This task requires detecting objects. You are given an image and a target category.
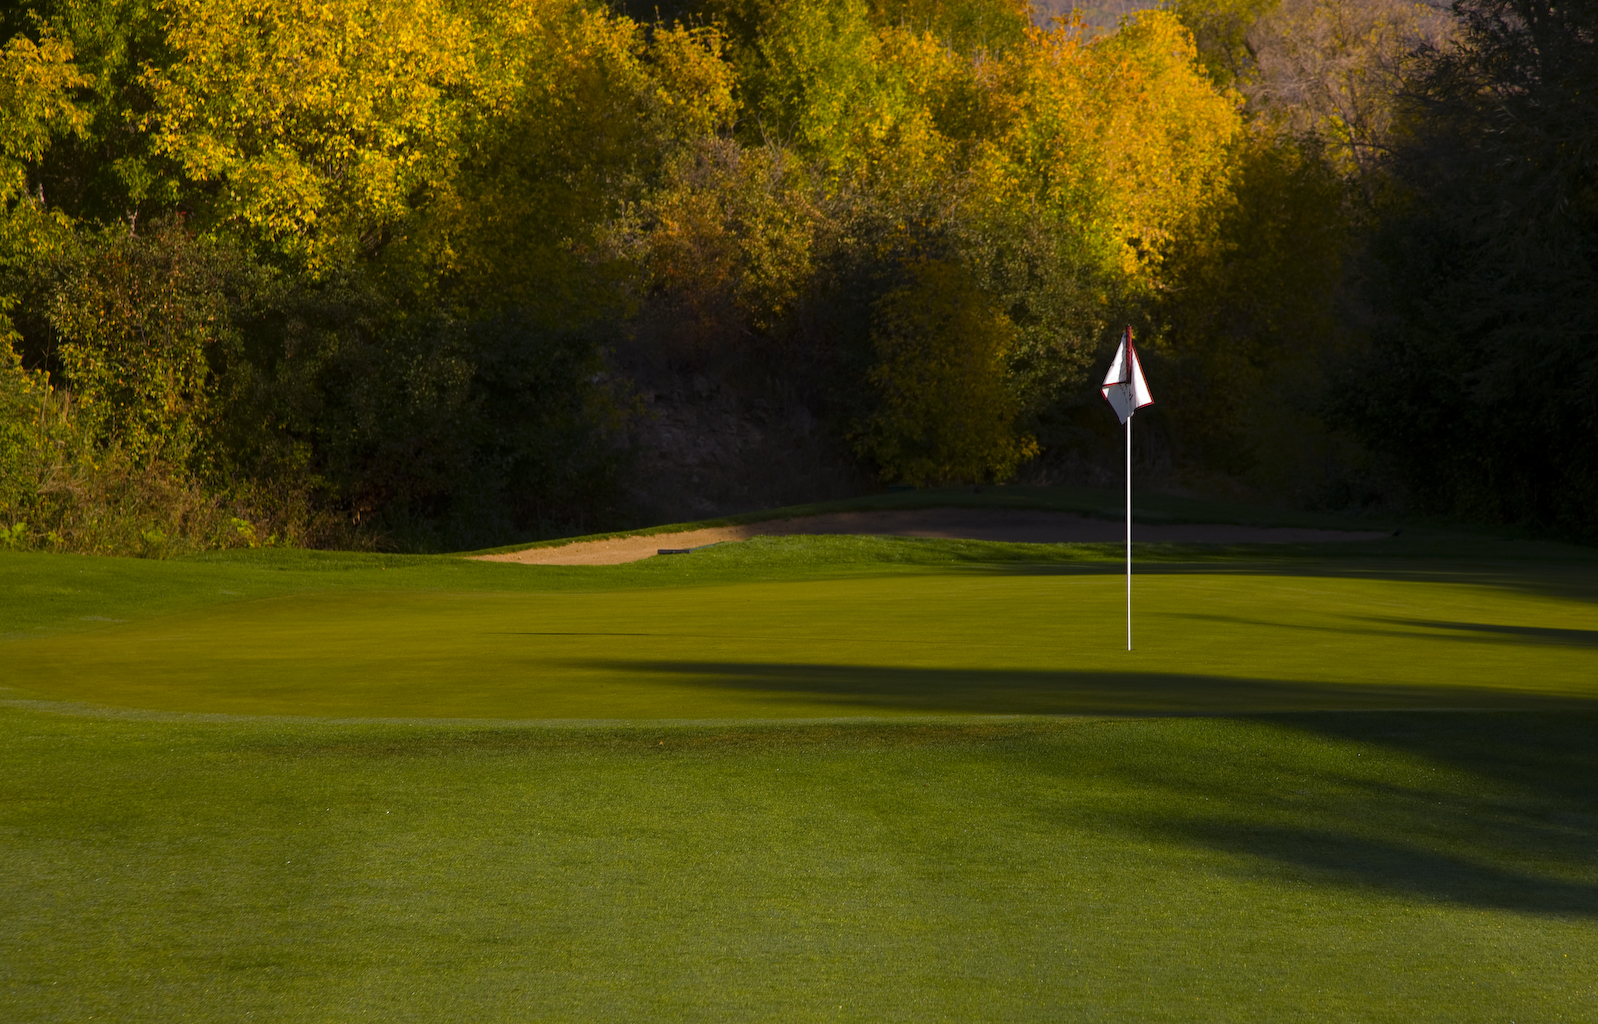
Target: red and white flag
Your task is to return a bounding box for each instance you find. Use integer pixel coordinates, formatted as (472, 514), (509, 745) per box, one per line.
(1101, 327), (1153, 424)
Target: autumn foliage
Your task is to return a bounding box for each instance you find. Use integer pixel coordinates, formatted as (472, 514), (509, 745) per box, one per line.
(4, 0), (1581, 549)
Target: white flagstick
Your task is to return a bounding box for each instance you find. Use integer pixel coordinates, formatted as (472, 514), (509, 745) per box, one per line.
(1100, 325), (1151, 654)
(1126, 409), (1132, 652)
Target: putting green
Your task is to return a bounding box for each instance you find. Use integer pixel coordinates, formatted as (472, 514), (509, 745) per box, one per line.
(5, 558), (1595, 718)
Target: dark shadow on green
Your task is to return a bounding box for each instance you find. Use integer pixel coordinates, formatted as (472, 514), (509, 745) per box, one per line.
(1171, 711), (1598, 917)
(1259, 709), (1598, 881)
(567, 658), (1598, 914)
(1155, 818), (1598, 916)
(1370, 618), (1598, 647)
(562, 659), (1598, 714)
(926, 553), (1598, 606)
(937, 709), (1598, 918)
(1173, 611), (1598, 648)
(645, 547), (1598, 607)
(1276, 711), (1598, 822)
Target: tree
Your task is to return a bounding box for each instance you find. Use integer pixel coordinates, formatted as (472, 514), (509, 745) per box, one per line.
(44, 218), (258, 468)
(1339, 0), (1598, 535)
(1168, 0), (1452, 179)
(0, 0), (1272, 549)
(1147, 131), (1354, 497)
(855, 258), (1037, 484)
(0, 26), (86, 338)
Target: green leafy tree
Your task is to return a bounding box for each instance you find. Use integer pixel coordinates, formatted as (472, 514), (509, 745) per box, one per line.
(45, 219), (259, 468)
(0, 26), (86, 335)
(434, 15), (739, 319)
(855, 258), (1037, 484)
(0, 0), (1288, 551)
(1148, 131), (1355, 498)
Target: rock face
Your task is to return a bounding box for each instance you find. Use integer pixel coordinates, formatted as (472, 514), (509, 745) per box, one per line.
(622, 370), (873, 524)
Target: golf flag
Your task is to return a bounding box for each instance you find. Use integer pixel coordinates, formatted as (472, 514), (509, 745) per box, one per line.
(1101, 327), (1153, 424)
(1103, 326), (1151, 652)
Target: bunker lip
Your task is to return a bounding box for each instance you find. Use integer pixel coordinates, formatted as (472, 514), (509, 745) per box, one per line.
(474, 508), (1393, 566)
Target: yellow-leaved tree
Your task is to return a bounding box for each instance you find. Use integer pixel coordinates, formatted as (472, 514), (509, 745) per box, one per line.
(435, 15), (739, 318)
(142, 0), (480, 276)
(966, 10), (1242, 285)
(839, 10), (1243, 478)
(0, 28), (86, 322)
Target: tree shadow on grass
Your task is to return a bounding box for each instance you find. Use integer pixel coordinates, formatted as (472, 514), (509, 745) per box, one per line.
(1150, 816), (1598, 916)
(1141, 711), (1598, 917)
(945, 555), (1598, 606)
(568, 657), (1598, 916)
(1288, 711), (1598, 805)
(563, 659), (1598, 715)
(1371, 618), (1598, 647)
(1171, 612), (1598, 648)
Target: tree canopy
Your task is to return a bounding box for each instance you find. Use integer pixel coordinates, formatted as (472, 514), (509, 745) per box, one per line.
(2, 0), (1591, 550)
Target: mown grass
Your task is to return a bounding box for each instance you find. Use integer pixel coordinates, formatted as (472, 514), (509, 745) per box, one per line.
(3, 710), (1594, 1022)
(2, 503), (1596, 1021)
(4, 532), (1597, 719)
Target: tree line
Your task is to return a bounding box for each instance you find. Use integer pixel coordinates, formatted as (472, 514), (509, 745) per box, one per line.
(0, 0), (1592, 553)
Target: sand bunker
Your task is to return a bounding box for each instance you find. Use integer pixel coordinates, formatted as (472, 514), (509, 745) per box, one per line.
(474, 507), (1391, 566)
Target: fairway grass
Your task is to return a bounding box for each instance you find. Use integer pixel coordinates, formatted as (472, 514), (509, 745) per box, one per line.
(3, 525), (1597, 1020)
(3, 709), (1594, 1022)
